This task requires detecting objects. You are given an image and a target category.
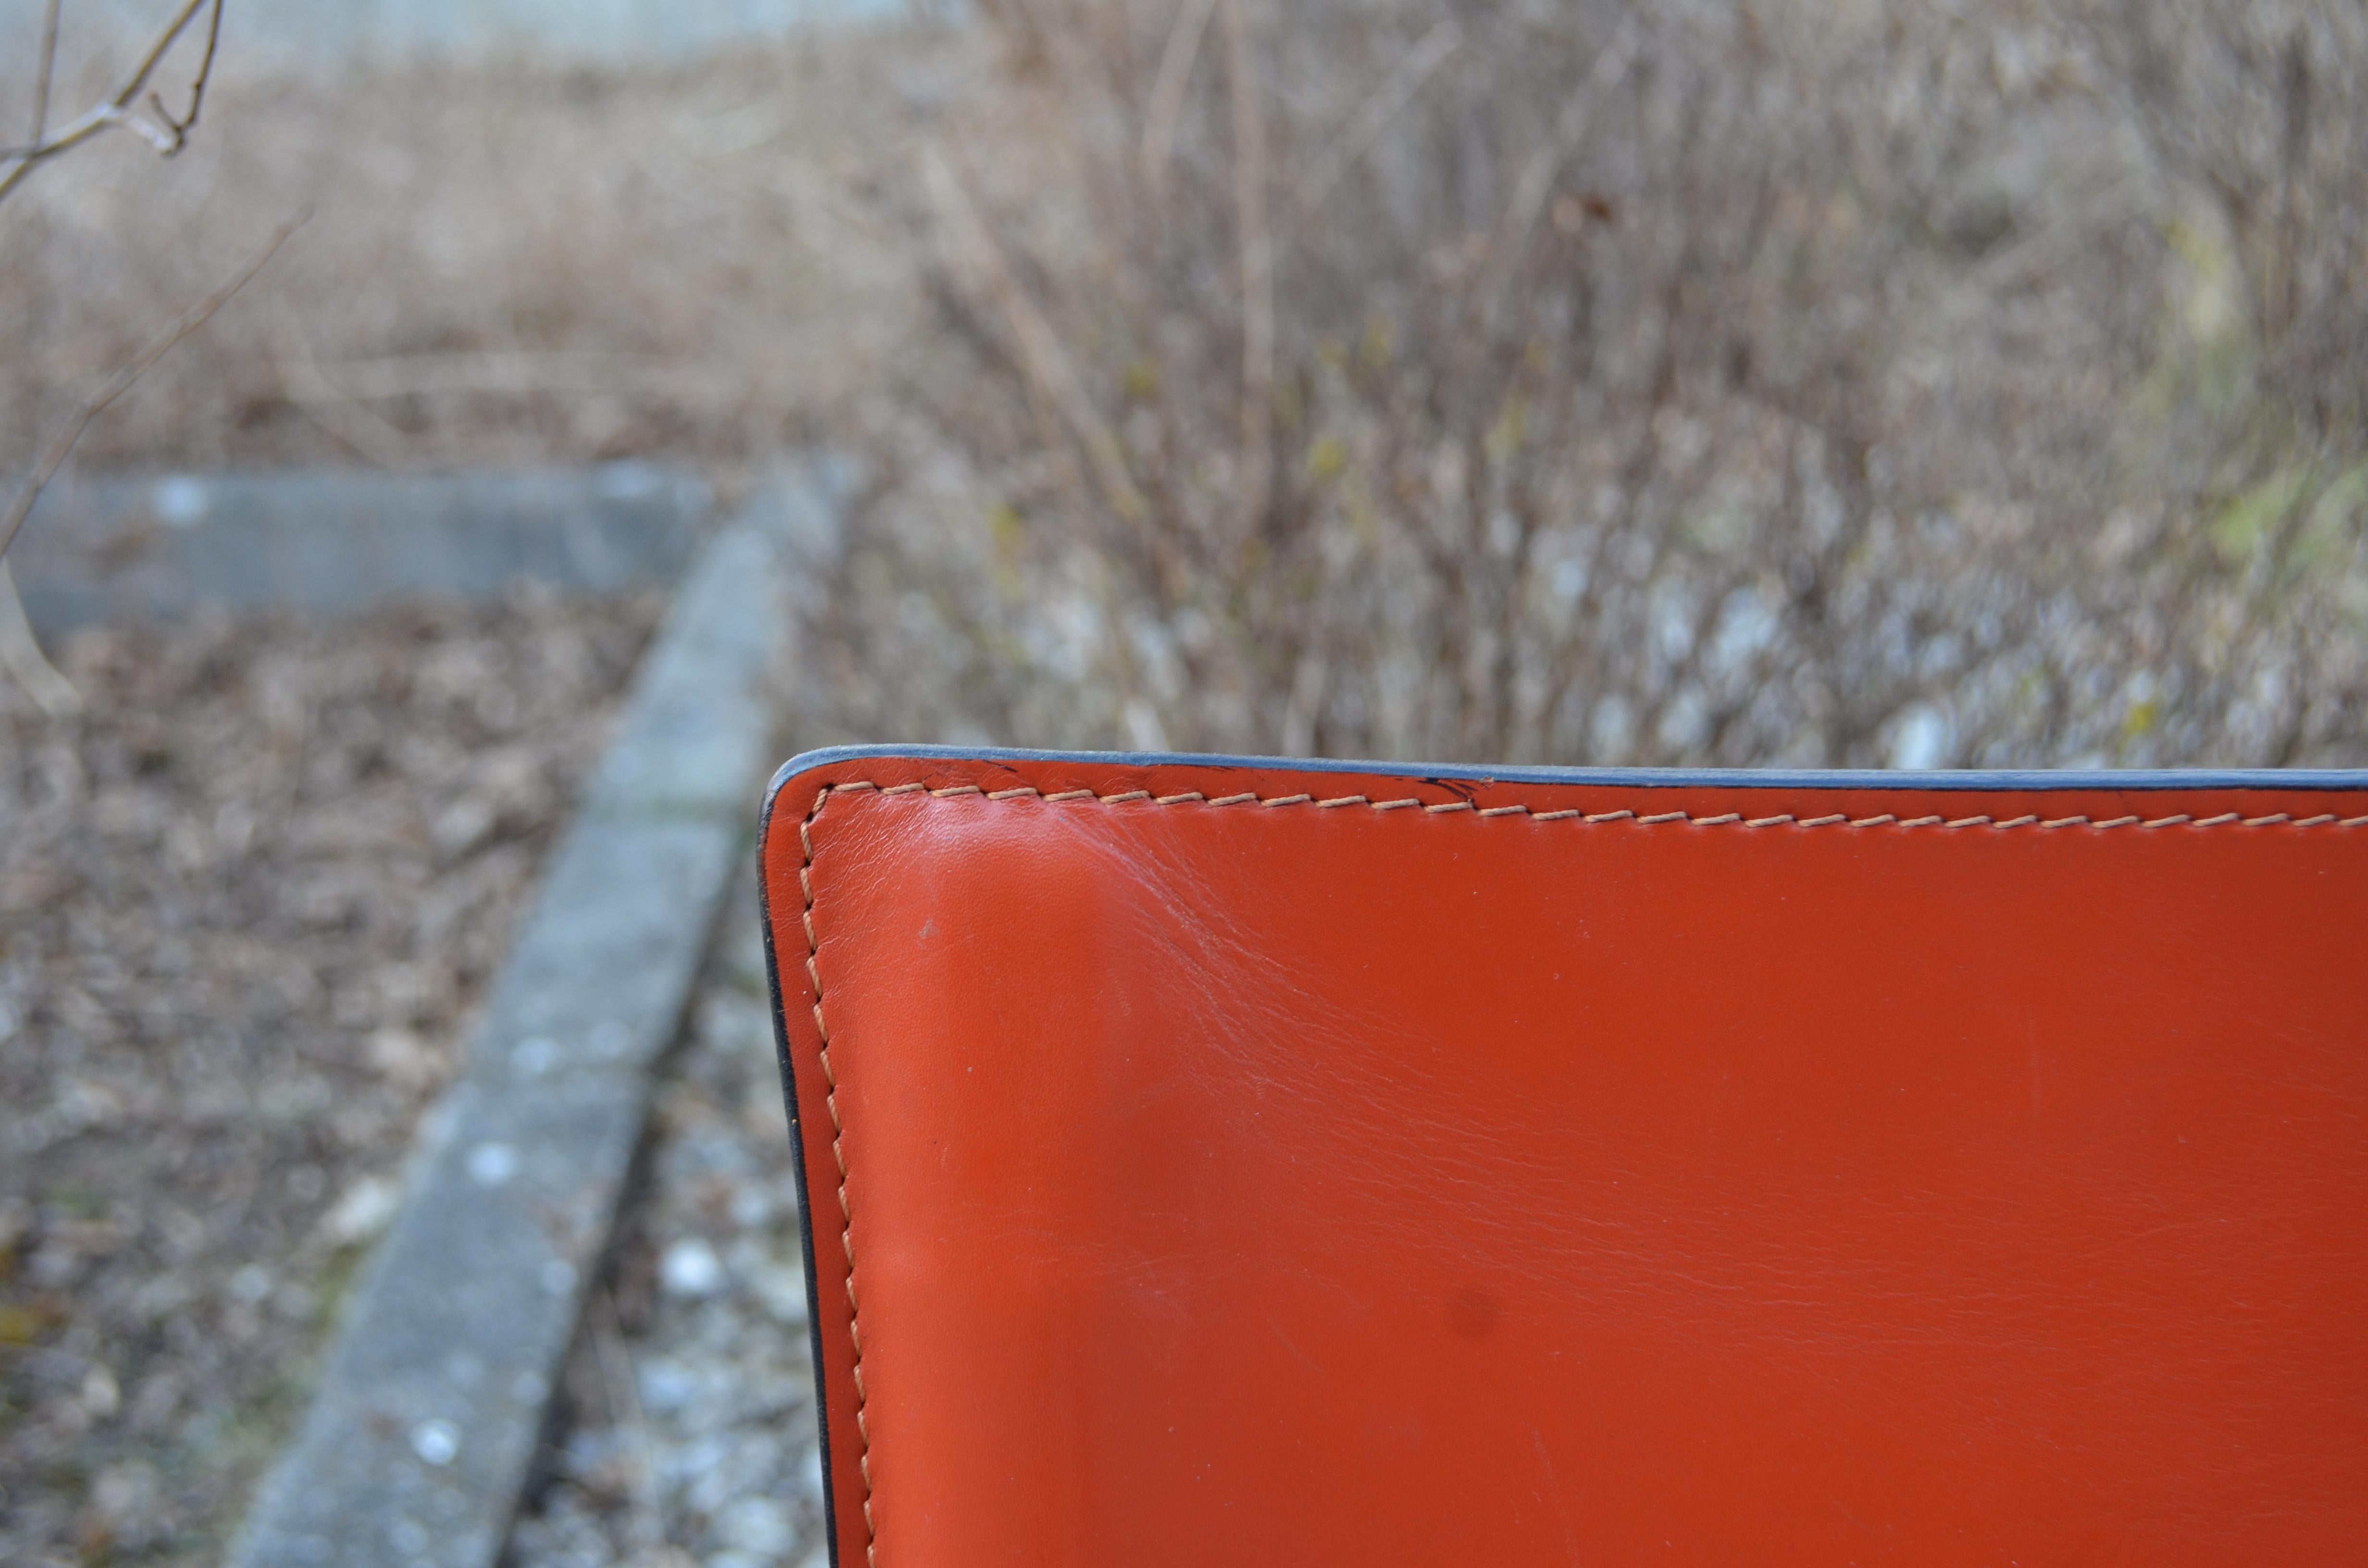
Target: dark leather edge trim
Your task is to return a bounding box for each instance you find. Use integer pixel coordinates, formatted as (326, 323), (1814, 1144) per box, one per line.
(766, 744), (2368, 807)
(753, 774), (842, 1568)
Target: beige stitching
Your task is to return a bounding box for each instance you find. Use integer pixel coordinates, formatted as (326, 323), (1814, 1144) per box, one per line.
(801, 785), (876, 1568)
(826, 777), (2366, 833)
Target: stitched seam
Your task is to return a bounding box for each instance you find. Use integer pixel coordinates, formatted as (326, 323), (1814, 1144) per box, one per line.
(796, 774), (2361, 1560)
(800, 785), (876, 1568)
(816, 782), (2366, 830)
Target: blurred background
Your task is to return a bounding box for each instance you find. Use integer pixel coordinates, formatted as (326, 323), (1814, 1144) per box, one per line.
(2, 0), (2364, 1563)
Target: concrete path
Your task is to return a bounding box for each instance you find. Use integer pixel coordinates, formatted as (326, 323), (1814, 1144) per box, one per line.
(224, 469), (838, 1568)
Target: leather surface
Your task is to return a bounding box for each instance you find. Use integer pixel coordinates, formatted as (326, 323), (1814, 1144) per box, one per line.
(758, 753), (2368, 1566)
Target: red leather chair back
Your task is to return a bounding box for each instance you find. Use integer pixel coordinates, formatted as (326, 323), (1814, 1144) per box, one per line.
(762, 750), (2368, 1566)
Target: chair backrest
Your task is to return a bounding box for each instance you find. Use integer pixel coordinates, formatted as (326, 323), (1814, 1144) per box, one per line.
(762, 748), (2368, 1567)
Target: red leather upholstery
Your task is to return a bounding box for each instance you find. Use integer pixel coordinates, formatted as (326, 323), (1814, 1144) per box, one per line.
(759, 753), (2368, 1566)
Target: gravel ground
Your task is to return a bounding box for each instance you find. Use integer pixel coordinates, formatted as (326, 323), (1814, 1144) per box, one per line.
(508, 866), (826, 1568)
(0, 588), (663, 1565)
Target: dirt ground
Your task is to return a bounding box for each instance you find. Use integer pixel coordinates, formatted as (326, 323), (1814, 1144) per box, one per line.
(0, 589), (662, 1565)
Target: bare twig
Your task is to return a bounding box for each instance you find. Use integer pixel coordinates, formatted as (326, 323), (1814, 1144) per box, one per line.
(0, 213), (303, 564)
(920, 141), (1147, 522)
(589, 1288), (666, 1556)
(1287, 16), (1460, 229)
(0, 559), (80, 717)
(1220, 0), (1272, 535)
(30, 0), (63, 141)
(291, 349), (749, 402)
(1141, 0), (1217, 202)
(276, 339), (422, 470)
(151, 0), (224, 143)
(0, 0), (224, 207)
(1477, 8), (1643, 336)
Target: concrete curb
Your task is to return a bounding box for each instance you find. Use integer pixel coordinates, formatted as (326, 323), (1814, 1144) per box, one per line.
(224, 466), (843, 1568)
(11, 465), (712, 635)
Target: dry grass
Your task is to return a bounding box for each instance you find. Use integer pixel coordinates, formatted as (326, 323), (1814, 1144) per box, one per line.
(12, 8), (2360, 768)
(819, 0), (2368, 769)
(0, 22), (972, 478)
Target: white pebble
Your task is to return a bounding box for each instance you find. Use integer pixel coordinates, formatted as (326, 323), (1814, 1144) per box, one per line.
(410, 1419), (459, 1466)
(659, 1237), (725, 1298)
(467, 1141), (519, 1186)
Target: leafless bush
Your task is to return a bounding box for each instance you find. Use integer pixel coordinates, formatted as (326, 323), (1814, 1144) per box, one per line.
(0, 0), (291, 717)
(821, 0), (2368, 769)
(2089, 0), (2368, 445)
(0, 0), (223, 209)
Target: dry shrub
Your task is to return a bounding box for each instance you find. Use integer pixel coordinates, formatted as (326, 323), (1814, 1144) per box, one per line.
(821, 0), (2368, 768)
(0, 31), (954, 478)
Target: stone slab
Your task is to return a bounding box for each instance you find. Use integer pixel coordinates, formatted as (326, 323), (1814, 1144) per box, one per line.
(224, 466), (832, 1568)
(11, 465), (711, 634)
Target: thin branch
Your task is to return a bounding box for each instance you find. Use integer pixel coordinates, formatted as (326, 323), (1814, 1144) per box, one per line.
(919, 140), (1147, 524)
(276, 336), (421, 470)
(0, 0), (222, 207)
(588, 1289), (666, 1557)
(1221, 0), (1272, 536)
(0, 212), (304, 564)
(31, 0), (62, 142)
(1288, 16), (1460, 229)
(1477, 8), (1643, 338)
(0, 559), (80, 717)
(152, 0), (224, 141)
(1141, 0), (1217, 203)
